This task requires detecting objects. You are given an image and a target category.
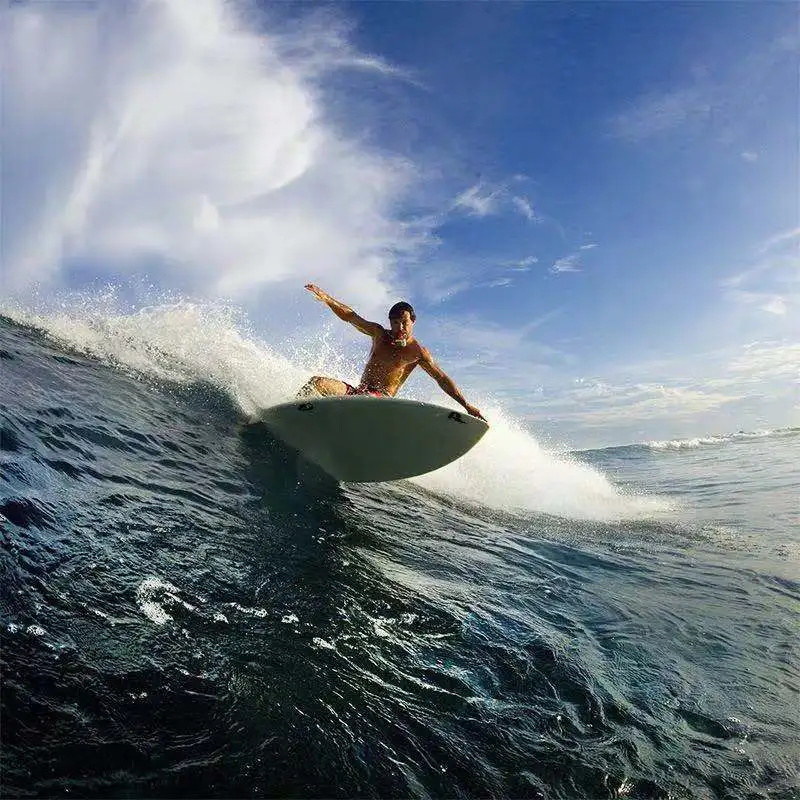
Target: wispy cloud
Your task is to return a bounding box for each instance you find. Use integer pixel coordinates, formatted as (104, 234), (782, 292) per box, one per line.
(727, 340), (800, 378)
(451, 181), (540, 224)
(550, 253), (581, 274)
(508, 255), (539, 271)
(538, 383), (741, 425)
(416, 310), (569, 406)
(758, 226), (800, 255)
(740, 150), (759, 162)
(453, 184), (501, 217)
(609, 32), (799, 144)
(414, 249), (543, 303)
(721, 228), (800, 302)
(511, 194), (539, 222)
(517, 339), (800, 446)
(550, 242), (601, 274)
(720, 274), (745, 289)
(430, 311), (563, 359)
(413, 260), (476, 304)
(610, 87), (714, 141)
(728, 290), (793, 317)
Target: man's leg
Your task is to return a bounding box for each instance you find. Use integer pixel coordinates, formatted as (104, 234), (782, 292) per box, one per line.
(296, 376), (350, 398)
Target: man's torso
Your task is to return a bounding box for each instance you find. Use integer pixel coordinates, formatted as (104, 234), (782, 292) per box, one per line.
(358, 330), (422, 396)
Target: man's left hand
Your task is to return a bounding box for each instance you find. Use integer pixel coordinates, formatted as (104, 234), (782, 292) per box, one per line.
(465, 404), (486, 422)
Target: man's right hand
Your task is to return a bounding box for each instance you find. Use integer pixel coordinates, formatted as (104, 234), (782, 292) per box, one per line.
(305, 284), (330, 303)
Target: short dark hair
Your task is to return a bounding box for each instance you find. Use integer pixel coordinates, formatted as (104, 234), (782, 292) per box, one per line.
(388, 301), (416, 321)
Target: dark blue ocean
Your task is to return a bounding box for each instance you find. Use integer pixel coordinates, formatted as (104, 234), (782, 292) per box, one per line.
(2, 311), (798, 799)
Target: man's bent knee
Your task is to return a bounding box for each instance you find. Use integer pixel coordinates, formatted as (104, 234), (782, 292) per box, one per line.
(297, 376), (323, 397)
(296, 375), (346, 398)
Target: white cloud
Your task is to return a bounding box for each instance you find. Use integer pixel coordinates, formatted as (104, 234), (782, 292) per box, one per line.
(450, 182), (542, 225)
(721, 228), (800, 293)
(727, 341), (800, 378)
(507, 255), (539, 271)
(724, 289), (797, 322)
(758, 227), (800, 255)
(610, 87), (713, 141)
(761, 297), (787, 315)
(511, 195), (538, 222)
(579, 243), (598, 251)
(452, 183), (500, 217)
(550, 253), (581, 274)
(506, 339), (800, 448)
(1, 0), (428, 312)
(740, 150), (759, 162)
(539, 384), (741, 425)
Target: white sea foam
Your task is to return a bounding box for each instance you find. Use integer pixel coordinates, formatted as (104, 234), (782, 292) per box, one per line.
(136, 577), (179, 626)
(412, 405), (668, 521)
(135, 576), (198, 626)
(4, 297), (668, 522)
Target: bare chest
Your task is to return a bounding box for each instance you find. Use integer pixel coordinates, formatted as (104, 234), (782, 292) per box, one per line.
(369, 337), (421, 367)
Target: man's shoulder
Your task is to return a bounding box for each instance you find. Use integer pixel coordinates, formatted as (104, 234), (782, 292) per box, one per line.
(413, 340), (431, 359)
(368, 325), (388, 339)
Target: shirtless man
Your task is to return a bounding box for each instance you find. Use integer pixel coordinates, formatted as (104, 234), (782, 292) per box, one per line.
(298, 284), (486, 421)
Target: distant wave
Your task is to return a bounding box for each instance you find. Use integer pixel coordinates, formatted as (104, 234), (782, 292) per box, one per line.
(644, 428), (798, 451)
(577, 427), (799, 458)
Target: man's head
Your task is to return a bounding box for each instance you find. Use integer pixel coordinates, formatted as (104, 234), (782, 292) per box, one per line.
(388, 301), (415, 345)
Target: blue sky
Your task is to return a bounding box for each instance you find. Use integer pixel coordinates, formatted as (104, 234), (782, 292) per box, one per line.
(334, 1), (798, 342)
(325, 0), (800, 444)
(2, 0), (798, 447)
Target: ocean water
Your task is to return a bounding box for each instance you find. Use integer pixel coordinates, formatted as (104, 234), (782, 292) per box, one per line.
(2, 310), (798, 800)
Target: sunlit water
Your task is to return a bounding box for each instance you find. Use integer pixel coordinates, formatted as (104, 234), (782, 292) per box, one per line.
(2, 314), (798, 799)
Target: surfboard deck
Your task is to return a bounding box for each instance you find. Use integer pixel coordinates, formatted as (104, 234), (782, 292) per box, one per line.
(258, 395), (488, 483)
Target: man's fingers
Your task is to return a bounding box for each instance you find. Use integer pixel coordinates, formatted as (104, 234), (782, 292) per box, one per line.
(468, 406), (487, 422)
(305, 284), (325, 300)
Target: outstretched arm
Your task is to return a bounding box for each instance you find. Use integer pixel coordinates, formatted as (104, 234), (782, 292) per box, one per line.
(305, 284), (382, 337)
(419, 347), (486, 421)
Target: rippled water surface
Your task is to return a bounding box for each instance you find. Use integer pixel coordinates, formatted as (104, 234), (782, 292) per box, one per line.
(2, 316), (799, 799)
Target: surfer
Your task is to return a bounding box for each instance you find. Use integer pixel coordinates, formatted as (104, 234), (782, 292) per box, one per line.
(298, 284), (486, 421)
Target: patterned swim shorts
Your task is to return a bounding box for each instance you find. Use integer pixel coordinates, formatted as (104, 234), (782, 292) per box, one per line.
(344, 383), (387, 398)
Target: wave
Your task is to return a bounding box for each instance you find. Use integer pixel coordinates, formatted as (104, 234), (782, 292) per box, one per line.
(581, 427), (799, 458)
(645, 428), (797, 451)
(1, 300), (668, 523)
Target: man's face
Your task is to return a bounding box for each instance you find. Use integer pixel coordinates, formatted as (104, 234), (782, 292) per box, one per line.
(389, 311), (414, 340)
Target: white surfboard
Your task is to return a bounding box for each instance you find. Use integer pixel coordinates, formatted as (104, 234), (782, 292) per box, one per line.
(258, 395), (488, 483)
